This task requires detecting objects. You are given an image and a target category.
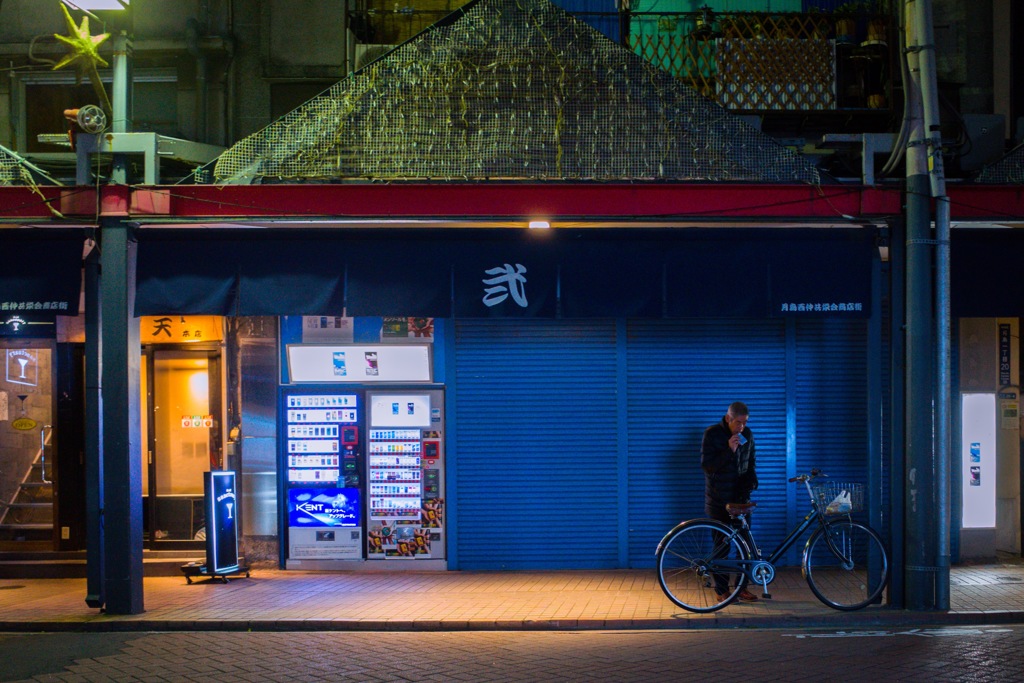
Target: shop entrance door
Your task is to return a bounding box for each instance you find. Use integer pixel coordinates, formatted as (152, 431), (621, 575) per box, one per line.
(141, 348), (222, 549)
(0, 344), (55, 547)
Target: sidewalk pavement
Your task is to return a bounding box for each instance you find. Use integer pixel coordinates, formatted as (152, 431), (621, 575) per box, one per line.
(1, 560), (1023, 633)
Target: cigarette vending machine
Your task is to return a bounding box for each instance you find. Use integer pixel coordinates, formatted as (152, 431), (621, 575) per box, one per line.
(365, 390), (445, 560)
(280, 389), (364, 561)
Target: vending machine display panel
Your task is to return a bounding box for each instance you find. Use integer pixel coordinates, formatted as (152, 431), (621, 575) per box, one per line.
(289, 488), (361, 528)
(281, 390), (364, 563)
(365, 390), (445, 561)
(283, 393), (358, 485)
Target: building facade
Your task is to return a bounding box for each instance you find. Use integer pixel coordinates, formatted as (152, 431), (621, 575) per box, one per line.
(1, 0), (1022, 613)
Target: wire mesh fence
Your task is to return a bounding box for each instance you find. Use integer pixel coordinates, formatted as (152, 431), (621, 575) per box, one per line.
(0, 147), (34, 186)
(216, 0), (821, 184)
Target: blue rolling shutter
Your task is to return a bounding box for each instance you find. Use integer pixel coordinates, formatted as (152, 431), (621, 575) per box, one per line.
(794, 319), (869, 490)
(793, 318), (876, 564)
(626, 320), (789, 568)
(453, 319), (619, 569)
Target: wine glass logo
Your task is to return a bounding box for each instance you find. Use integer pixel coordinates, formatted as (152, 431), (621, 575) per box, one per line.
(6, 350), (37, 386)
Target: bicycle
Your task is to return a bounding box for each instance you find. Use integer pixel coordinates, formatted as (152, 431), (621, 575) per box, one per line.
(655, 469), (889, 612)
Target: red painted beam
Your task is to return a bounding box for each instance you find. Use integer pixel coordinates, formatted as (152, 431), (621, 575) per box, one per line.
(947, 185), (1024, 222)
(0, 187), (67, 219)
(5, 184), (1022, 223)
(126, 183), (904, 221)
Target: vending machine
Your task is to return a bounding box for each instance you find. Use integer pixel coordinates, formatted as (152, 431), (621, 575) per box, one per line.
(365, 389), (445, 561)
(280, 390), (364, 562)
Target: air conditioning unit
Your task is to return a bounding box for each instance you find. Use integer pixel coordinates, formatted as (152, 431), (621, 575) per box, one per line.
(354, 44), (394, 71)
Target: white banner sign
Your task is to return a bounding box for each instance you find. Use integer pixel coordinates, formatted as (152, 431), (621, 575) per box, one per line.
(287, 344), (432, 383)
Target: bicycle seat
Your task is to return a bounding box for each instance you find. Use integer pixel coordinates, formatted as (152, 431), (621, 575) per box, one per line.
(725, 502), (757, 517)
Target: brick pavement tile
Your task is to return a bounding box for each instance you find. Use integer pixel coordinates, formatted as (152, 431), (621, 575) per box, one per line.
(2, 561), (1024, 632)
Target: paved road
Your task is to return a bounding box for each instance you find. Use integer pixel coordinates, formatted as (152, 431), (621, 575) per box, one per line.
(2, 624), (1023, 682)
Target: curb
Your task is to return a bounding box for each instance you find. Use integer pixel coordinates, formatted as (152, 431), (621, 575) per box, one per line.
(2, 610), (1022, 633)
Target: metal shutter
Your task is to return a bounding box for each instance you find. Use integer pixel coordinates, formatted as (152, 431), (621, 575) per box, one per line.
(793, 318), (871, 563)
(453, 319), (619, 569)
(626, 320), (789, 567)
(795, 319), (869, 484)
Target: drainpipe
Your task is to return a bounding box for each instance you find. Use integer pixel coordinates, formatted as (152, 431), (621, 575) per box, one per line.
(110, 29), (132, 184)
(912, 0), (952, 611)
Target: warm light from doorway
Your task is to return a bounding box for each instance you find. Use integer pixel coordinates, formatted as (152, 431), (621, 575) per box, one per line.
(188, 371), (209, 402)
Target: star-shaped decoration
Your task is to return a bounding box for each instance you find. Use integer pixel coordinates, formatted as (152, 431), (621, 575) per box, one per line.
(53, 3), (110, 78)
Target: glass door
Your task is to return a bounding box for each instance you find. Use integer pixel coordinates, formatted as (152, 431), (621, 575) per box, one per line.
(141, 348), (222, 548)
(0, 344), (55, 547)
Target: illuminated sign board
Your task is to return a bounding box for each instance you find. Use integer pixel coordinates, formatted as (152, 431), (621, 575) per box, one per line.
(286, 344), (432, 383)
(204, 471), (240, 575)
(6, 349), (37, 386)
(140, 316), (224, 344)
(288, 488), (361, 528)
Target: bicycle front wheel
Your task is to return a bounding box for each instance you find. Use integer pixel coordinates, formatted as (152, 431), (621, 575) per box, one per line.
(656, 520), (749, 613)
(803, 520), (889, 610)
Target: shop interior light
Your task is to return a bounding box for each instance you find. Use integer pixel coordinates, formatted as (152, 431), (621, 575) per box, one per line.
(528, 220), (551, 229)
(62, 1), (129, 10)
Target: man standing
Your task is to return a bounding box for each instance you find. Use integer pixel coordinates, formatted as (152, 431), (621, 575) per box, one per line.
(701, 401), (759, 602)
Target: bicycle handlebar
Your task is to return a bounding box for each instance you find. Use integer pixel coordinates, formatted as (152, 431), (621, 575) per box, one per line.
(788, 468), (826, 483)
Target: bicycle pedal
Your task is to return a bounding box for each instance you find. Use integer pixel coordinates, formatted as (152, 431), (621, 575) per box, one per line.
(762, 592), (772, 599)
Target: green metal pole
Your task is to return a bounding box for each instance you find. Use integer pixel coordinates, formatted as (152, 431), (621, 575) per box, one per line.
(83, 242), (104, 609)
(99, 217), (143, 615)
(905, 173), (937, 610)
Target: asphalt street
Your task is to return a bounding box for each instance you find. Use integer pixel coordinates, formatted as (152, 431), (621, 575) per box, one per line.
(2, 624), (1022, 682)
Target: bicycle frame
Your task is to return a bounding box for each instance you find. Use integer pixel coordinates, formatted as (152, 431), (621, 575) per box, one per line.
(711, 507), (834, 582)
(711, 476), (860, 584)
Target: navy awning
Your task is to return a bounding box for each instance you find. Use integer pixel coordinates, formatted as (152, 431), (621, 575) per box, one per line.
(134, 227), (876, 319)
(135, 234), (345, 315)
(0, 228), (84, 316)
(952, 229), (1024, 317)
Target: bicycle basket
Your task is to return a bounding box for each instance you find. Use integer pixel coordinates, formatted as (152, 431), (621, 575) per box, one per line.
(811, 482), (864, 515)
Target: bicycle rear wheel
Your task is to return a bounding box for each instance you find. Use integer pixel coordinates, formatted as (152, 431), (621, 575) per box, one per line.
(656, 520), (749, 613)
(804, 520), (888, 610)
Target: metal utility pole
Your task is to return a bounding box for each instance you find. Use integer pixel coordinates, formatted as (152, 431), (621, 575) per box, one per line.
(903, 0), (950, 610)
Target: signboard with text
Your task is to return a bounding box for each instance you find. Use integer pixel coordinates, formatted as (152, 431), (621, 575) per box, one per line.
(141, 316), (223, 344)
(204, 471), (240, 575)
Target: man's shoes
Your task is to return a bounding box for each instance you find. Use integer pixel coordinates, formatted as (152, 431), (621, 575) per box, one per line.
(714, 588), (759, 603)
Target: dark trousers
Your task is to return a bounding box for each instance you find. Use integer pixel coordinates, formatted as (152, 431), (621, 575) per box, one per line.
(705, 499), (743, 594)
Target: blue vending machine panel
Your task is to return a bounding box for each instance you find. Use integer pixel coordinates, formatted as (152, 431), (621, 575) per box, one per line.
(281, 390), (364, 562)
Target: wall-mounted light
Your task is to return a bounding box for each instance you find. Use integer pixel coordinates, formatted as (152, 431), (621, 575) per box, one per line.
(62, 1), (129, 10)
(528, 220), (551, 230)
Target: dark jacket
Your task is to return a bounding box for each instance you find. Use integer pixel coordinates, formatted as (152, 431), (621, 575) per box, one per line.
(701, 418), (758, 506)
